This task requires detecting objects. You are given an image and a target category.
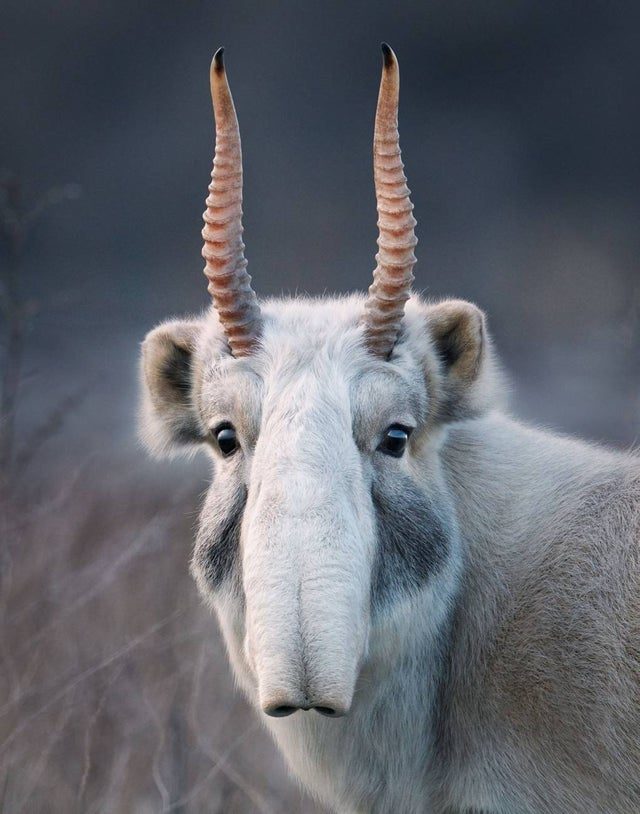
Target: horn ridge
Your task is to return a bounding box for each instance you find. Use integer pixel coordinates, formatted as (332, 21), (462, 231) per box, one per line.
(363, 43), (418, 359)
(202, 47), (262, 357)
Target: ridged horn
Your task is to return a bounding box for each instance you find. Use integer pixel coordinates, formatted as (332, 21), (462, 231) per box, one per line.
(202, 47), (262, 356)
(362, 43), (418, 359)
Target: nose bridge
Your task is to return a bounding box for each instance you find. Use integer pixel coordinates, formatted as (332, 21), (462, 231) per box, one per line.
(241, 379), (371, 716)
(248, 382), (364, 567)
(260, 374), (352, 474)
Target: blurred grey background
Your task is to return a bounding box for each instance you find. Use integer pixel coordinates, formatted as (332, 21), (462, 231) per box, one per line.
(1, 1), (639, 811)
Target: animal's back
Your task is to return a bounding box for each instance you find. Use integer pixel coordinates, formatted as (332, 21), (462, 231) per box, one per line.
(441, 418), (640, 812)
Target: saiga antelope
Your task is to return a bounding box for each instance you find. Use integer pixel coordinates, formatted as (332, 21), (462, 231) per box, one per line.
(139, 45), (640, 813)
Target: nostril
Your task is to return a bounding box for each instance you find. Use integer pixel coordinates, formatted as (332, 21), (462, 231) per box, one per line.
(313, 705), (343, 718)
(264, 704), (299, 718)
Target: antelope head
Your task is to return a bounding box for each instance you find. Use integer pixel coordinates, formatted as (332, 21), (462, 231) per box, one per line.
(140, 46), (499, 718)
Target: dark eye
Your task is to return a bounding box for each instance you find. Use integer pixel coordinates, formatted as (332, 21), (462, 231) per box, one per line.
(378, 425), (411, 458)
(212, 423), (239, 457)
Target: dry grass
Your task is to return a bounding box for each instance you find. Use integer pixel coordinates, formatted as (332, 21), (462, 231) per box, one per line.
(0, 451), (322, 813)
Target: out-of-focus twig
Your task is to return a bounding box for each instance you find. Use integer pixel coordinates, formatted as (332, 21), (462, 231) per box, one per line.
(13, 384), (91, 475)
(0, 608), (184, 761)
(86, 743), (131, 814)
(0, 173), (81, 485)
(14, 703), (73, 814)
(77, 665), (125, 811)
(9, 503), (185, 663)
(186, 643), (275, 814)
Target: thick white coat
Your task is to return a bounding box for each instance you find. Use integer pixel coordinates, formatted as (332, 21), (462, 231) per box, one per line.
(140, 294), (640, 813)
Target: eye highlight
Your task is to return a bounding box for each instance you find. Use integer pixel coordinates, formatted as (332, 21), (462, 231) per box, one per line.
(212, 422), (239, 457)
(378, 425), (412, 458)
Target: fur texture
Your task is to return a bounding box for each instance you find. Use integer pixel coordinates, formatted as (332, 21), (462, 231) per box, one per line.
(139, 293), (640, 813)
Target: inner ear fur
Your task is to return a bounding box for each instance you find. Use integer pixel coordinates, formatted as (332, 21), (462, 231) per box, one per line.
(425, 299), (499, 422)
(428, 300), (484, 383)
(139, 319), (205, 456)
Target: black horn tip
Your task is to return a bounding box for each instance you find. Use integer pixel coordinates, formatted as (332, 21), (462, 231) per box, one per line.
(381, 42), (395, 69)
(212, 46), (225, 74)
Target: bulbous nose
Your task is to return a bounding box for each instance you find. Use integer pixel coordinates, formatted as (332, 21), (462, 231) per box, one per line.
(263, 700), (347, 718)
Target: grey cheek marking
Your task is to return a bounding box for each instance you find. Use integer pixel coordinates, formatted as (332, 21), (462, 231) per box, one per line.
(371, 476), (451, 612)
(193, 485), (246, 592)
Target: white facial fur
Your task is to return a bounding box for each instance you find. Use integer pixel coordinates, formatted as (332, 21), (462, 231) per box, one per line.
(140, 294), (640, 813)
(140, 294), (494, 717)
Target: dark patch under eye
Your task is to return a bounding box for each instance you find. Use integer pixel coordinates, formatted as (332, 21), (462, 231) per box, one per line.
(193, 485), (246, 592)
(371, 476), (452, 613)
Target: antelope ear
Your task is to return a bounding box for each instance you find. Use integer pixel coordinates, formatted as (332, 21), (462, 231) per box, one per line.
(139, 319), (206, 457)
(425, 299), (500, 421)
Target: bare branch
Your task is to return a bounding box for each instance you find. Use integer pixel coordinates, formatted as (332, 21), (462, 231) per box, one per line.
(76, 665), (125, 809)
(0, 608), (185, 760)
(14, 385), (91, 475)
